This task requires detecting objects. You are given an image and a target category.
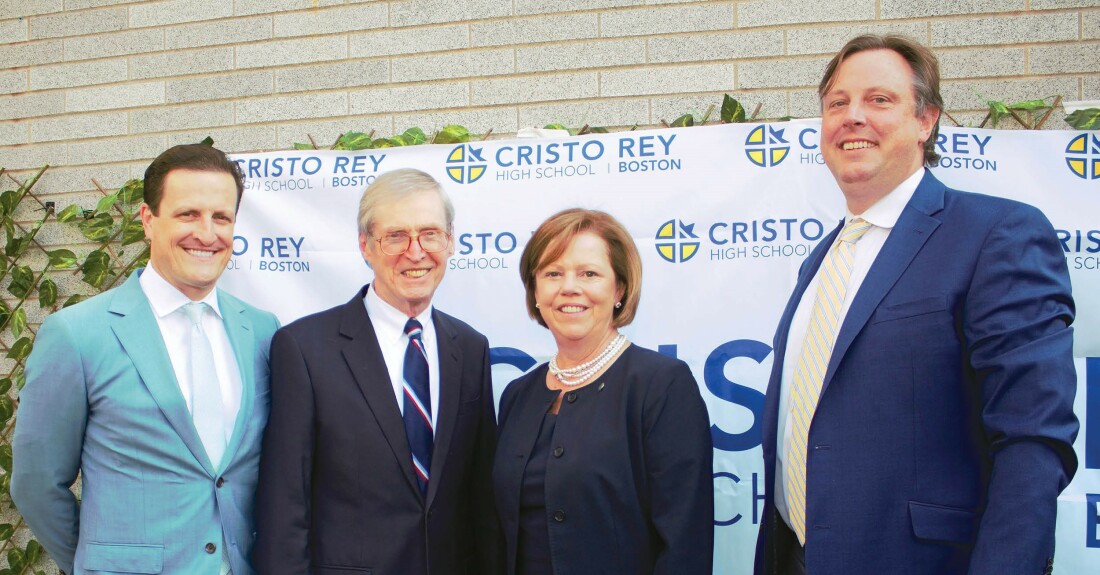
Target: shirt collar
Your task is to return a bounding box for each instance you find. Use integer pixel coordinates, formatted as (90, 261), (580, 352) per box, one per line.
(139, 264), (223, 319)
(847, 167), (925, 230)
(363, 284), (434, 343)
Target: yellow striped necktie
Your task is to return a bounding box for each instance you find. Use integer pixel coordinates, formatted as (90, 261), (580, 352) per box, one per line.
(785, 217), (872, 545)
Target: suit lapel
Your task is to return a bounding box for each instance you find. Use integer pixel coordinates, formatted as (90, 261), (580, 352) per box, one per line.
(425, 310), (461, 508)
(109, 272), (215, 475)
(339, 289), (421, 498)
(218, 290), (255, 473)
(821, 172), (945, 395)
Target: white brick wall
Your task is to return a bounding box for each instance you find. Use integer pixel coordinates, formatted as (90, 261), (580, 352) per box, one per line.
(0, 0), (1096, 200)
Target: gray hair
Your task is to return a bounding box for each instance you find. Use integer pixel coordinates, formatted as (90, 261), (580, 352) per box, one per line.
(357, 168), (456, 236)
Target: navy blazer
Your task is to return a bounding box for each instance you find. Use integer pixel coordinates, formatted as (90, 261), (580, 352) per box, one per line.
(493, 344), (714, 575)
(253, 286), (501, 575)
(755, 172), (1078, 575)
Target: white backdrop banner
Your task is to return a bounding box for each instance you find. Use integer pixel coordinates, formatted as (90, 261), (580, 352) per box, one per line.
(221, 121), (1100, 574)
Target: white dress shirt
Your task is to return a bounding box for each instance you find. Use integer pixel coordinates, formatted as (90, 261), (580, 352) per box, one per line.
(364, 286), (441, 427)
(775, 168), (926, 531)
(140, 264), (243, 445)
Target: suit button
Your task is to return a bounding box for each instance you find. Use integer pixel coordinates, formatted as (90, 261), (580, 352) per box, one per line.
(216, 477), (224, 488)
(205, 542), (217, 554)
(553, 446), (564, 457)
(553, 510), (565, 522)
(565, 392), (577, 403)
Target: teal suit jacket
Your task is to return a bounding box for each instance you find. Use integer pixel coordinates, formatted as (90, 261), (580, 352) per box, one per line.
(12, 270), (279, 575)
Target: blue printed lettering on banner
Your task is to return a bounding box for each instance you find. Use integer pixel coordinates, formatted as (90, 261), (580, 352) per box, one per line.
(652, 216), (826, 265)
(1088, 494), (1100, 548)
(701, 340), (769, 452)
(713, 471), (768, 526)
(1056, 228), (1100, 270)
(236, 156), (323, 179)
(797, 128), (824, 165)
(934, 132), (996, 171)
(450, 231), (520, 272)
(487, 140), (605, 183)
(333, 154), (386, 173)
(223, 235), (312, 274)
(700, 218), (825, 263)
(617, 134), (683, 173)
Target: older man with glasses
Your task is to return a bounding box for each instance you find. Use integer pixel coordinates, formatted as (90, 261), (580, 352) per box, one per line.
(254, 168), (501, 575)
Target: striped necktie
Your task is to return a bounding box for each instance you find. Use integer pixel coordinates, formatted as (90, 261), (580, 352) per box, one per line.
(402, 318), (433, 495)
(786, 217), (872, 545)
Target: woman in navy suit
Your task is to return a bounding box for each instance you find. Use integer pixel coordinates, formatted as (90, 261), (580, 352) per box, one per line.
(492, 208), (713, 575)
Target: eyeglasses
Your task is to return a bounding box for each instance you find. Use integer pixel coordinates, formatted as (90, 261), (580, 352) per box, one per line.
(373, 229), (452, 256)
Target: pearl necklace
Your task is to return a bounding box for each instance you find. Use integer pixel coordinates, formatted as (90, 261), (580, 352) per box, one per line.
(549, 334), (627, 386)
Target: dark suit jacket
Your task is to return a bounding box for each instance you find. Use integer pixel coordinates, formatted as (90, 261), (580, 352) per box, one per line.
(755, 172), (1078, 575)
(253, 286), (501, 575)
(493, 344), (713, 575)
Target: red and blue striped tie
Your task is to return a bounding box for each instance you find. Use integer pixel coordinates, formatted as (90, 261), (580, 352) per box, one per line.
(402, 318), (433, 495)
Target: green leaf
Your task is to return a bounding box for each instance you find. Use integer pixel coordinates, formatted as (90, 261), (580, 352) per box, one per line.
(0, 445), (12, 474)
(588, 127), (609, 134)
(117, 179), (144, 205)
(55, 204), (84, 223)
(333, 131), (375, 150)
(670, 113), (695, 128)
(721, 94), (747, 123)
(94, 191), (120, 215)
(25, 540), (41, 564)
(78, 212), (114, 241)
(1065, 108), (1100, 130)
(46, 248), (78, 268)
(121, 217), (146, 245)
(0, 396), (12, 425)
(81, 249), (112, 288)
(4, 234), (30, 258)
(7, 547), (24, 571)
(0, 524), (12, 542)
(388, 134), (413, 146)
(371, 138), (396, 149)
(987, 100), (1010, 128)
(434, 125), (471, 145)
(10, 307), (25, 338)
(0, 190), (20, 218)
(38, 278), (57, 308)
(1008, 98), (1051, 111)
(198, 136), (214, 146)
(542, 123), (573, 135)
(0, 379), (10, 395)
(401, 127), (427, 145)
(6, 337), (31, 361)
(8, 265), (34, 298)
(14, 370), (25, 391)
(292, 142), (316, 150)
(63, 294), (87, 308)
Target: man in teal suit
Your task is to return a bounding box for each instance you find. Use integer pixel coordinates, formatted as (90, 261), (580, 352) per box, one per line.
(12, 144), (279, 575)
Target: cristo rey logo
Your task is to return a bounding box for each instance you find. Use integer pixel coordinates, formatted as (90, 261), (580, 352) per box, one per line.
(655, 219), (699, 263)
(745, 125), (790, 168)
(445, 145), (487, 184)
(1065, 133), (1100, 180)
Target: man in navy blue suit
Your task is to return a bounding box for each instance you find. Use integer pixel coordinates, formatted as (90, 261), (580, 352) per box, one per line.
(755, 35), (1078, 575)
(253, 169), (500, 575)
